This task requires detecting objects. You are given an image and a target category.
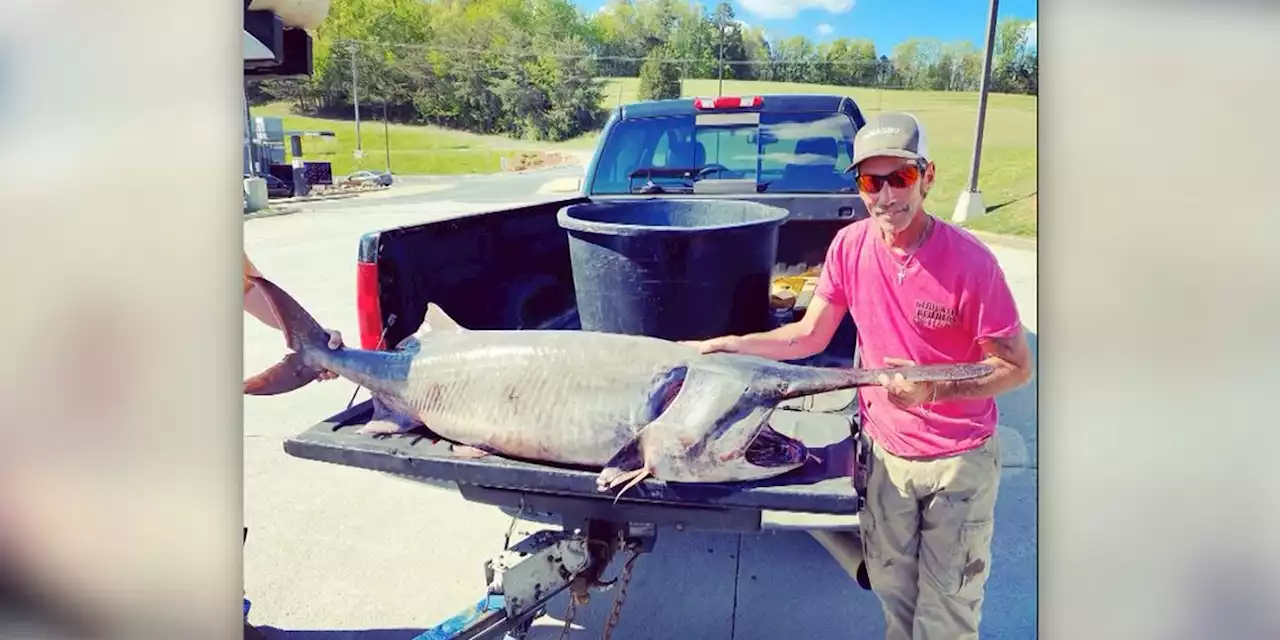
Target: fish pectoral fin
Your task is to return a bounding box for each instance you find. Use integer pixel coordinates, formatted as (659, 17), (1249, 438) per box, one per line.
(364, 397), (427, 438)
(243, 352), (324, 396)
(451, 444), (492, 459)
(596, 440), (645, 491)
(355, 420), (414, 438)
(607, 467), (654, 505)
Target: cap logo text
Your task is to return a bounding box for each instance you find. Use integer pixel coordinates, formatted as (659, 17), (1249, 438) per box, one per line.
(866, 127), (902, 137)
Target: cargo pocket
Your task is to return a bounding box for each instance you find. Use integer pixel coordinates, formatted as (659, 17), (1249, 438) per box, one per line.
(858, 508), (881, 564)
(946, 517), (995, 600)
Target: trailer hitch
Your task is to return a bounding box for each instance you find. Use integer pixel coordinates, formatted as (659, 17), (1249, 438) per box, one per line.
(415, 519), (656, 640)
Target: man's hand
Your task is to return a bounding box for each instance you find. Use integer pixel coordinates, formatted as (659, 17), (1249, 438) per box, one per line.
(680, 336), (738, 354)
(317, 329), (344, 381)
(876, 357), (936, 409)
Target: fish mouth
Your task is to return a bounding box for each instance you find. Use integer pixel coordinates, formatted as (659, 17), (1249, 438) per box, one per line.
(742, 423), (810, 468)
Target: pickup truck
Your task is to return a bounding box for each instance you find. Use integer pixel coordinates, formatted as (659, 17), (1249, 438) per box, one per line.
(280, 93), (875, 638)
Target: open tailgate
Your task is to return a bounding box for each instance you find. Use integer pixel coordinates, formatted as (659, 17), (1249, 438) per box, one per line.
(284, 398), (861, 516)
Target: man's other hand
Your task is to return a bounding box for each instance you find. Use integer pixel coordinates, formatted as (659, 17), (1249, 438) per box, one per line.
(679, 336), (737, 354)
(876, 357), (935, 409)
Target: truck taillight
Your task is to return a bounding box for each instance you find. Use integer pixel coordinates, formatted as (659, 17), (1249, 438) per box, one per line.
(694, 96), (763, 110)
(356, 261), (384, 349)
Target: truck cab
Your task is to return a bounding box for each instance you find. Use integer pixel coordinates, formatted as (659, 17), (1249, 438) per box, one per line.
(585, 93), (867, 199)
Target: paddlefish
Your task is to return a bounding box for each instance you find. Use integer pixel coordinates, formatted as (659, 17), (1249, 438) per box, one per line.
(243, 276), (994, 499)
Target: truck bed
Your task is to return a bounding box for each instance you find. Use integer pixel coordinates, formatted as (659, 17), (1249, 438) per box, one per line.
(283, 392), (861, 520)
(290, 194), (869, 530)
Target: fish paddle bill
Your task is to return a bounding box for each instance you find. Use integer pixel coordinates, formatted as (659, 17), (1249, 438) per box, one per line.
(778, 362), (996, 400)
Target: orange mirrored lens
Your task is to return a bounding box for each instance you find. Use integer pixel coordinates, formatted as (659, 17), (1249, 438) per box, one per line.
(856, 165), (921, 192)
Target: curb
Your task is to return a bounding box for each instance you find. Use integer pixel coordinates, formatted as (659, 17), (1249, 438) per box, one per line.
(536, 177), (584, 195)
(969, 230), (1037, 252)
(272, 186), (389, 204)
(243, 206), (301, 220)
(500, 156), (583, 176)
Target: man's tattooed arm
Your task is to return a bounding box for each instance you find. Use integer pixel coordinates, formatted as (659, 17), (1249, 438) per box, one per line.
(934, 328), (1034, 402)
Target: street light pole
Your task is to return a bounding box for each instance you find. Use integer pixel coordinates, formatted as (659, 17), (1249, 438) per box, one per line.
(952, 0), (1000, 223)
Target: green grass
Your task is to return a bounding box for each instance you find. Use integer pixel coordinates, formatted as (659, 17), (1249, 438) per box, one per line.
(253, 78), (1036, 237)
(251, 102), (550, 176)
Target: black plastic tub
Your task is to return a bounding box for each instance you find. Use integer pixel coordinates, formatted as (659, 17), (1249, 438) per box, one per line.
(556, 199), (790, 342)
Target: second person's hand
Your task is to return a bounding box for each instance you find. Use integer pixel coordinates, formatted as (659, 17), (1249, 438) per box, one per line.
(317, 329), (344, 381)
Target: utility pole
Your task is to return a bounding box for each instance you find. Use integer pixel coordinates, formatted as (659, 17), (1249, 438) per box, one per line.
(383, 99), (391, 174)
(953, 0), (999, 223)
(351, 41), (363, 158)
(717, 10), (726, 96)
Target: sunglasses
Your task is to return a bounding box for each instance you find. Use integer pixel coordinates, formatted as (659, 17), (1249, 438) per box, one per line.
(853, 163), (924, 193)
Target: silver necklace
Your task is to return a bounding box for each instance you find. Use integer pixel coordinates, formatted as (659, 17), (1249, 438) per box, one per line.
(893, 217), (933, 285)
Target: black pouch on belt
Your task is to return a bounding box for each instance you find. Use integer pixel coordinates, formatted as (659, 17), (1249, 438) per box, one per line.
(853, 428), (872, 499)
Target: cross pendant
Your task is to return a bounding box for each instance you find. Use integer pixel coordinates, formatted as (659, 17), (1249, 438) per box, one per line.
(896, 266), (907, 285)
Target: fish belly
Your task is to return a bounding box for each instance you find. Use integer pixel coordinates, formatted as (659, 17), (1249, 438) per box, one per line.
(398, 339), (682, 466)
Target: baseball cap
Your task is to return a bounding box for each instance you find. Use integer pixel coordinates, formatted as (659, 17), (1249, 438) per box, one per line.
(846, 112), (930, 172)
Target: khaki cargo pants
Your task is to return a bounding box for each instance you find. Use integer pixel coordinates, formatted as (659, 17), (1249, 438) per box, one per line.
(859, 432), (1002, 640)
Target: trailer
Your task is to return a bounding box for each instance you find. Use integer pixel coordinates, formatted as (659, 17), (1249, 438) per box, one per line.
(283, 388), (871, 639)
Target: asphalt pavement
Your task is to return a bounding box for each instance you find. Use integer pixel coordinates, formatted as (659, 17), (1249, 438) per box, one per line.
(242, 182), (1038, 639)
(294, 164), (586, 213)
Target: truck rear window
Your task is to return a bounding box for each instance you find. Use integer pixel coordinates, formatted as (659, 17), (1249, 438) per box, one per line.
(590, 111), (859, 195)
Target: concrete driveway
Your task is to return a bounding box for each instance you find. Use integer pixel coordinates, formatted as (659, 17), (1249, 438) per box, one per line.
(242, 199), (1038, 639)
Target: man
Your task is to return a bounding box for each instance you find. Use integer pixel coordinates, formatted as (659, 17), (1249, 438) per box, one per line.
(684, 112), (1033, 639)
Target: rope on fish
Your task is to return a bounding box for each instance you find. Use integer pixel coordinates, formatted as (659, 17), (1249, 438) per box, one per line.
(502, 497), (526, 552)
(345, 314), (396, 411)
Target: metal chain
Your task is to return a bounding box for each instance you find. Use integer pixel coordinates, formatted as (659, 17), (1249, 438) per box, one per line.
(601, 549), (641, 640)
(555, 536), (641, 640)
(557, 597), (577, 640)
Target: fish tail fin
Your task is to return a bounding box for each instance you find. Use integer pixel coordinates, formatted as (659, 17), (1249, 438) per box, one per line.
(243, 352), (325, 395)
(779, 363), (996, 400)
(247, 275), (330, 353)
(244, 275), (332, 396)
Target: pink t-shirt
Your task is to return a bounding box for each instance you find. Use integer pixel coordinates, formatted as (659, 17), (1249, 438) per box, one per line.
(813, 217), (1021, 459)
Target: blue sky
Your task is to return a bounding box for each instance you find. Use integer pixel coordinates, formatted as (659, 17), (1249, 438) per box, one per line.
(577, 0), (1038, 55)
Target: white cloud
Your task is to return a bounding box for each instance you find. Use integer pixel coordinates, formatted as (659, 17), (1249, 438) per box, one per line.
(737, 0), (855, 20)
(1025, 20), (1037, 50)
(816, 23), (834, 36)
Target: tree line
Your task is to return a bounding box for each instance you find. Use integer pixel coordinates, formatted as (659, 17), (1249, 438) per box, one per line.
(247, 0), (1038, 142)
